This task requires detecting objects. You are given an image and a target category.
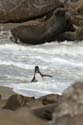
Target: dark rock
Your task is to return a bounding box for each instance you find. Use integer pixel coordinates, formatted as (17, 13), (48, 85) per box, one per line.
(32, 104), (57, 120)
(0, 0), (63, 23)
(3, 94), (35, 110)
(77, 7), (83, 15)
(0, 94), (1, 100)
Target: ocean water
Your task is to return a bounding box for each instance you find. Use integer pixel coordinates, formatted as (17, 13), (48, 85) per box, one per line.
(0, 30), (83, 97)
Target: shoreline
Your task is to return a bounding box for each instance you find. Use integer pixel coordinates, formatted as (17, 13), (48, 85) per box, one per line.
(0, 82), (82, 125)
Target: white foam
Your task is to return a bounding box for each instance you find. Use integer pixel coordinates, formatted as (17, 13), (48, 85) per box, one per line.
(14, 81), (70, 97)
(0, 40), (83, 97)
(0, 79), (72, 97)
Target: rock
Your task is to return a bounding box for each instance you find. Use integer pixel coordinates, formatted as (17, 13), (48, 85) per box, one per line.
(64, 0), (83, 12)
(0, 93), (62, 124)
(77, 7), (83, 15)
(63, 0), (83, 28)
(42, 94), (61, 105)
(11, 7), (72, 45)
(27, 94), (61, 110)
(0, 94), (1, 100)
(0, 86), (15, 99)
(63, 81), (83, 102)
(3, 94), (35, 110)
(27, 94), (61, 120)
(54, 114), (83, 125)
(0, 86), (16, 108)
(51, 82), (83, 125)
(0, 0), (63, 23)
(71, 0), (83, 15)
(0, 107), (48, 125)
(71, 15), (83, 26)
(32, 104), (56, 120)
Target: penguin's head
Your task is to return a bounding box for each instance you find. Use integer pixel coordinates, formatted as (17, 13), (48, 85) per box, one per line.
(35, 66), (40, 73)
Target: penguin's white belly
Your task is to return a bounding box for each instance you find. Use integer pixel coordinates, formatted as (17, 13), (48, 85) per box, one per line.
(35, 73), (44, 81)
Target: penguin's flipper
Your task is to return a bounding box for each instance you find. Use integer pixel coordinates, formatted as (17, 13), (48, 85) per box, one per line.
(42, 74), (53, 78)
(31, 76), (38, 82)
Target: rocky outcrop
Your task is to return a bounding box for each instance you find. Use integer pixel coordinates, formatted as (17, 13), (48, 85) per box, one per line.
(0, 0), (63, 23)
(0, 82), (83, 125)
(0, 107), (48, 125)
(3, 94), (35, 110)
(71, 15), (83, 27)
(32, 104), (56, 120)
(28, 94), (61, 120)
(42, 94), (61, 105)
(51, 82), (83, 125)
(64, 0), (83, 26)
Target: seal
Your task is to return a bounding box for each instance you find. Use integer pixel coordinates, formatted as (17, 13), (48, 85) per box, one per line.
(57, 26), (83, 41)
(11, 7), (67, 45)
(31, 66), (52, 82)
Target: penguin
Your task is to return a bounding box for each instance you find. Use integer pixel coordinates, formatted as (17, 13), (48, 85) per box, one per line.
(31, 66), (52, 82)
